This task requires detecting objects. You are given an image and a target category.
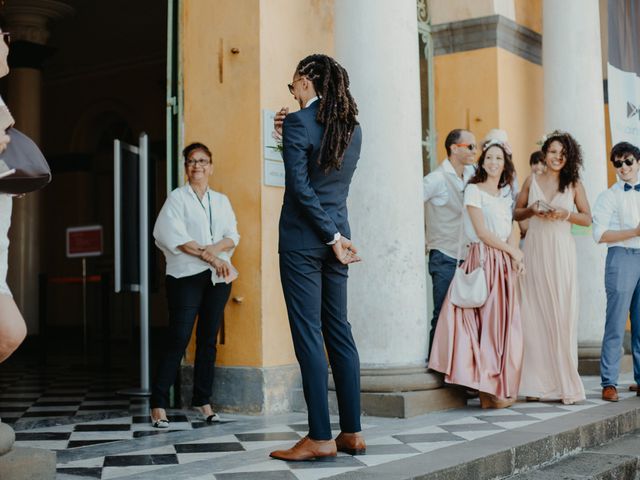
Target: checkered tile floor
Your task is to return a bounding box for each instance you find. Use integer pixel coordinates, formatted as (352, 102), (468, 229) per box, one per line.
(0, 363), (141, 426)
(2, 362), (637, 479)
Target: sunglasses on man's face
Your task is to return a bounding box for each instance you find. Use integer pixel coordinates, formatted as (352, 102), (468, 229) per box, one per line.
(612, 157), (636, 169)
(287, 77), (305, 94)
(1, 33), (10, 46)
(454, 143), (477, 152)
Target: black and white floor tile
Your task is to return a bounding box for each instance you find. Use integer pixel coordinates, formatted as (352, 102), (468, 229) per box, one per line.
(1, 362), (637, 479)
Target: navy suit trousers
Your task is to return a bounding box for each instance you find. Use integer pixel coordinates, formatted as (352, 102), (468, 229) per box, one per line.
(279, 247), (361, 440)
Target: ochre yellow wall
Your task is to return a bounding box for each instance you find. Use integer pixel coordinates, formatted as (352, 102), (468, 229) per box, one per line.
(181, 0), (334, 369)
(496, 48), (544, 184)
(434, 46), (543, 196)
(434, 48), (500, 161)
(182, 0), (262, 367)
(258, 0), (335, 367)
(514, 0), (542, 33)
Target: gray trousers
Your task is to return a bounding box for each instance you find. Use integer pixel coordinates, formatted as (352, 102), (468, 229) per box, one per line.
(601, 247), (640, 387)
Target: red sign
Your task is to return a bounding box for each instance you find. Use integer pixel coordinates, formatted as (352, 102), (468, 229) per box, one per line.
(66, 225), (103, 258)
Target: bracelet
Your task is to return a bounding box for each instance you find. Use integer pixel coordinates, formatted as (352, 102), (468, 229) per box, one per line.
(564, 211), (571, 221)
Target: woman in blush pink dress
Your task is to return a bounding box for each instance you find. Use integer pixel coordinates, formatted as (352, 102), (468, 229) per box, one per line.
(429, 139), (524, 409)
(514, 131), (591, 405)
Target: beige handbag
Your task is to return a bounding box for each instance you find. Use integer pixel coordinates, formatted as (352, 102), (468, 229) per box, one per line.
(449, 215), (488, 308)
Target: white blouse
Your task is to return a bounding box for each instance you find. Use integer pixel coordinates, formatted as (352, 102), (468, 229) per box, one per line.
(153, 184), (240, 284)
(463, 183), (513, 242)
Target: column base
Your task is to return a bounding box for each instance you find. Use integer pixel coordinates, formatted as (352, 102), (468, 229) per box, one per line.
(178, 364), (302, 414)
(0, 423), (56, 480)
(578, 346), (601, 375)
(329, 367), (467, 418)
(578, 346), (633, 377)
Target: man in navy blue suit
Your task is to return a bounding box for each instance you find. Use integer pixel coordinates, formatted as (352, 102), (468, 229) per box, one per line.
(269, 54), (366, 461)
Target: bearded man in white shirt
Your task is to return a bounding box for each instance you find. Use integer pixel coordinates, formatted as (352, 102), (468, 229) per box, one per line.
(593, 141), (640, 402)
(423, 129), (477, 357)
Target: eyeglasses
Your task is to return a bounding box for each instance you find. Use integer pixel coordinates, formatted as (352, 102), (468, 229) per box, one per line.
(612, 157), (636, 169)
(454, 143), (477, 151)
(185, 158), (211, 167)
(1, 33), (10, 46)
(287, 77), (305, 94)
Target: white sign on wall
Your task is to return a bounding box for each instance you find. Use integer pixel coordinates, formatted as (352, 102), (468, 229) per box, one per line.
(263, 109), (285, 187)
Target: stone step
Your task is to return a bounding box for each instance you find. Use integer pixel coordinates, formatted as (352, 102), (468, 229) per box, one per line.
(326, 397), (640, 479)
(292, 387), (467, 418)
(509, 430), (640, 479)
(0, 446), (56, 480)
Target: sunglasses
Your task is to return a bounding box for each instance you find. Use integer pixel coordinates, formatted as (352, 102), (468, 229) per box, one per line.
(612, 157), (636, 169)
(1, 32), (9, 46)
(454, 143), (477, 151)
(287, 77), (305, 94)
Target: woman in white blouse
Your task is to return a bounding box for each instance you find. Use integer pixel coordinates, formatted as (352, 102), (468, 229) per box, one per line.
(151, 142), (240, 428)
(429, 139), (525, 409)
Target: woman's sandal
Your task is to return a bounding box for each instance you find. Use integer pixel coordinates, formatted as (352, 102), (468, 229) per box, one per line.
(479, 392), (515, 409)
(150, 410), (170, 429)
(193, 405), (221, 423)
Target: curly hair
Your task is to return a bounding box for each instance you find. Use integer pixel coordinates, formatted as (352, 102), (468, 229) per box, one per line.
(541, 131), (582, 192)
(468, 142), (515, 189)
(296, 54), (359, 172)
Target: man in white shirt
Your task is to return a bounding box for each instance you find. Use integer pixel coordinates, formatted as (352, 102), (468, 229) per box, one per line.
(592, 141), (640, 401)
(424, 129), (477, 357)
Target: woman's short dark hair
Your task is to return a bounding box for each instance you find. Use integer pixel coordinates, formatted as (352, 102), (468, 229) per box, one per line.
(541, 131), (582, 193)
(610, 141), (640, 164)
(468, 142), (515, 189)
(182, 142), (212, 163)
(529, 150), (544, 166)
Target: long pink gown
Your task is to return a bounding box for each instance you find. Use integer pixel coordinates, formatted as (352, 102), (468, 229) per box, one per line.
(429, 219), (523, 399)
(518, 175), (585, 404)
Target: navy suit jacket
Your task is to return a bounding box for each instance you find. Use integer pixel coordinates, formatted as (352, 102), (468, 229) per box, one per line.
(278, 101), (361, 253)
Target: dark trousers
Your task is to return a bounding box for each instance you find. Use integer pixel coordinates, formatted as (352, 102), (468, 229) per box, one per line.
(151, 270), (232, 409)
(280, 247), (361, 440)
(427, 249), (457, 357)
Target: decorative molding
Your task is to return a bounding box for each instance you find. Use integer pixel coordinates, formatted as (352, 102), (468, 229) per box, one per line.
(3, 0), (74, 45)
(44, 52), (166, 85)
(431, 14), (542, 65)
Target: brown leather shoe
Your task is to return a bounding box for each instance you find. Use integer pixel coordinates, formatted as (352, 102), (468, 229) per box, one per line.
(629, 384), (638, 392)
(602, 385), (619, 402)
(269, 436), (336, 461)
(335, 432), (366, 455)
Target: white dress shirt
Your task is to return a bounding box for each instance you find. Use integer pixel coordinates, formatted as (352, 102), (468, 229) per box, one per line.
(423, 159), (476, 205)
(592, 179), (640, 249)
(153, 184), (240, 284)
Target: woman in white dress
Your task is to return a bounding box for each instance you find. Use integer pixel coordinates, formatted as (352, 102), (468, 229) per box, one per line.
(0, 28), (27, 364)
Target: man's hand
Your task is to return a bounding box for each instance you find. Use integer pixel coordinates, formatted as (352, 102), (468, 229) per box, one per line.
(0, 132), (10, 154)
(274, 107), (289, 137)
(332, 236), (361, 265)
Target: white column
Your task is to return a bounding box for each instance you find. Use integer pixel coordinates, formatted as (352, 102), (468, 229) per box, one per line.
(335, 0), (428, 369)
(543, 0), (608, 370)
(3, 0), (74, 335)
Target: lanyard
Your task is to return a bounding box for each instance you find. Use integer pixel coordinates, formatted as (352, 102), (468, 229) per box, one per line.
(192, 187), (213, 240)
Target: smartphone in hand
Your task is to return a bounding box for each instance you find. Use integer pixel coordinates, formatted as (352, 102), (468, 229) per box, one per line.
(536, 200), (555, 213)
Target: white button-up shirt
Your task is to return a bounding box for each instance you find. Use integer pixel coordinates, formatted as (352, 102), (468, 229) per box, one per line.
(592, 179), (640, 249)
(153, 184), (240, 284)
(423, 159), (476, 205)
